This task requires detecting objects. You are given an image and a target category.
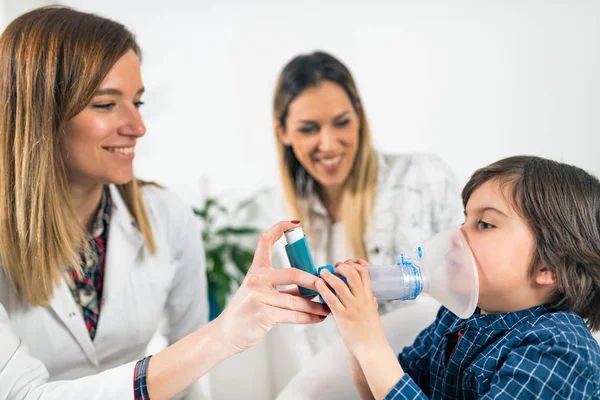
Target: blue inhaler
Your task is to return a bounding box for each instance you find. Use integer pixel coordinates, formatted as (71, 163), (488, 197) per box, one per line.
(284, 226), (319, 296)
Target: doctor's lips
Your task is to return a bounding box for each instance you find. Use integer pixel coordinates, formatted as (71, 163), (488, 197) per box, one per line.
(103, 146), (135, 154)
(313, 153), (344, 171)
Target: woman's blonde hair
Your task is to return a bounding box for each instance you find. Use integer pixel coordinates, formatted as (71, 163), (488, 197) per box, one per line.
(273, 51), (378, 260)
(0, 6), (156, 307)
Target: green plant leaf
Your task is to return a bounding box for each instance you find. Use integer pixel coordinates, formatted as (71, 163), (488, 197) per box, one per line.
(215, 226), (261, 236)
(194, 193), (263, 310)
(193, 208), (208, 219)
(212, 267), (232, 310)
(205, 198), (228, 215)
(207, 245), (229, 269)
(230, 245), (254, 276)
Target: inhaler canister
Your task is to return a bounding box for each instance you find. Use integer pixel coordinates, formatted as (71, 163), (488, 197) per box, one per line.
(284, 227), (319, 296)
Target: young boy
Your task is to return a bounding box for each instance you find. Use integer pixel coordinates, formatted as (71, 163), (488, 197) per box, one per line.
(315, 155), (600, 399)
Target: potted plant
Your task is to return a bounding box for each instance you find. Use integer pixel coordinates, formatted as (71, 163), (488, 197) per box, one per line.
(193, 195), (261, 320)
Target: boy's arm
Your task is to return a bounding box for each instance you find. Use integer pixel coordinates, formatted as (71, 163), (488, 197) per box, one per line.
(349, 309), (442, 399)
(394, 307), (443, 391)
(346, 335), (432, 400)
(317, 261), (442, 400)
(345, 347), (375, 400)
(354, 318), (440, 400)
(481, 342), (600, 399)
(354, 339), (411, 399)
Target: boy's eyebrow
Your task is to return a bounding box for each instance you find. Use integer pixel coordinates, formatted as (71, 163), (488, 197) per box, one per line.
(464, 207), (509, 217)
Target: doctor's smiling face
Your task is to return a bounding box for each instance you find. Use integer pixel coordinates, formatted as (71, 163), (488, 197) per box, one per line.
(61, 49), (147, 187)
(277, 80), (360, 193)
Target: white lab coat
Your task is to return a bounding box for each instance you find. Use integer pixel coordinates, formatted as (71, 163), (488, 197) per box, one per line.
(0, 184), (208, 399)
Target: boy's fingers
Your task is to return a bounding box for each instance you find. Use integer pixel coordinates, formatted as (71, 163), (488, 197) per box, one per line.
(315, 279), (344, 313)
(334, 263), (364, 298)
(344, 260), (374, 296)
(319, 269), (354, 308)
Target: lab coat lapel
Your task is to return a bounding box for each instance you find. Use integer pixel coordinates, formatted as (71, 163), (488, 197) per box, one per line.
(95, 185), (144, 340)
(48, 278), (99, 366)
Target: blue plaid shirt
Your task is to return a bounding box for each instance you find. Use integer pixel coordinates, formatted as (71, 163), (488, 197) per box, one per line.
(385, 306), (600, 399)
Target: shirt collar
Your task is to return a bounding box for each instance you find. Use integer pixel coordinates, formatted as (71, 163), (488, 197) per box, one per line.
(449, 305), (551, 332)
(90, 186), (112, 239)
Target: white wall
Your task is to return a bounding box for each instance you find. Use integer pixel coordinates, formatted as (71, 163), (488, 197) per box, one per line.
(1, 0), (49, 23)
(2, 1), (600, 398)
(11, 0), (596, 205)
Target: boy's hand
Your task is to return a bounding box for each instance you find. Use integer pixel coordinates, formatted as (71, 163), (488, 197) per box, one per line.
(317, 259), (407, 399)
(315, 259), (387, 358)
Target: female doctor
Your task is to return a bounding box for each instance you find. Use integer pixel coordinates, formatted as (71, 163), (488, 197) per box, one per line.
(238, 51), (463, 370)
(0, 6), (329, 400)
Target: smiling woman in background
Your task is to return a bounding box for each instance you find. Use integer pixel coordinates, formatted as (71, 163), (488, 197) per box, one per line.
(238, 51), (464, 372)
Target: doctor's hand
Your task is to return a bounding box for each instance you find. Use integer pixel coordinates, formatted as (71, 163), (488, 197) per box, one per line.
(212, 221), (330, 355)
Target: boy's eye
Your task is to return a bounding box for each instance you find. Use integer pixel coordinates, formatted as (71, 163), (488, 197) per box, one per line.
(134, 100), (145, 109)
(477, 221), (496, 230)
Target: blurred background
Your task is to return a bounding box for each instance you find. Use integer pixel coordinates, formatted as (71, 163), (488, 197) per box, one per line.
(2, 0), (598, 206)
(2, 1), (599, 398)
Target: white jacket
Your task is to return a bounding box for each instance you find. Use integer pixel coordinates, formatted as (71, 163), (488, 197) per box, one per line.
(236, 153), (463, 271)
(0, 184), (208, 399)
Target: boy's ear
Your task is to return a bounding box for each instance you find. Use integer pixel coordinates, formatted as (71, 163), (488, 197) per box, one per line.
(274, 120), (290, 146)
(535, 265), (557, 286)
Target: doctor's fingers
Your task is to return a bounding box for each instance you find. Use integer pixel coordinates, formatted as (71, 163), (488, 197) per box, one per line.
(258, 290), (330, 317)
(262, 305), (328, 325)
(267, 267), (321, 291)
(251, 221), (300, 269)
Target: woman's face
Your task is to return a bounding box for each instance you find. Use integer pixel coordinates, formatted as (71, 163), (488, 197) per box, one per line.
(278, 81), (360, 192)
(61, 49), (146, 187)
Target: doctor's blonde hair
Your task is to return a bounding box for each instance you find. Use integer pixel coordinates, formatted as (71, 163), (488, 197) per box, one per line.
(273, 51), (378, 261)
(0, 6), (156, 307)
